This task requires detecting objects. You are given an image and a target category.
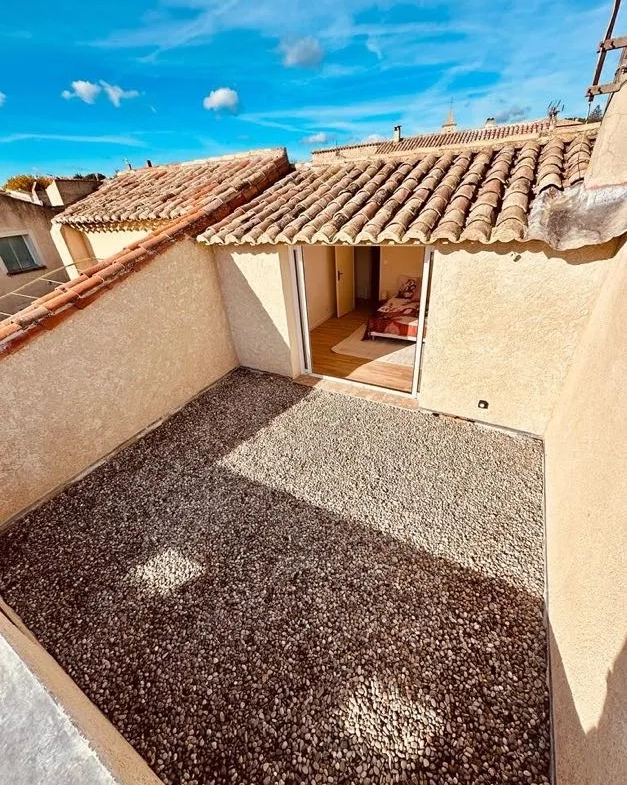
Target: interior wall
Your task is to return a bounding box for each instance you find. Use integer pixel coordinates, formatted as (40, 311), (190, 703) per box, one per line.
(379, 246), (424, 298)
(302, 245), (336, 328)
(354, 247), (372, 300)
(419, 241), (615, 435)
(0, 239), (238, 527)
(544, 239), (627, 785)
(214, 244), (301, 378)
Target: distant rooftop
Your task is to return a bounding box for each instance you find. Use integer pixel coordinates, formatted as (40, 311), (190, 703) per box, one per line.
(312, 116), (601, 162)
(55, 148), (290, 227)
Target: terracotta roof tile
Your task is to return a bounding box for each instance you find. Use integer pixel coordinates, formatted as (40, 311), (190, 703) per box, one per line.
(202, 132), (597, 247)
(312, 118), (600, 161)
(1, 149), (291, 353)
(55, 148), (290, 227)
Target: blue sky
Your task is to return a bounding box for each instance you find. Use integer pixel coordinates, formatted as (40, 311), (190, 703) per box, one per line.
(0, 1), (620, 182)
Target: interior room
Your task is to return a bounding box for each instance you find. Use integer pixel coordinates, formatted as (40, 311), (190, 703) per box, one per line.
(301, 245), (427, 393)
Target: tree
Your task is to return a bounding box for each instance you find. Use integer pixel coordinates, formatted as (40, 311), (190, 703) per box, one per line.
(3, 174), (52, 193)
(72, 172), (106, 181)
(588, 105), (604, 122)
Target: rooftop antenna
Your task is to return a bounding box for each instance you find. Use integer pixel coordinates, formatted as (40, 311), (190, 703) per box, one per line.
(547, 100), (563, 119)
(547, 100), (563, 128)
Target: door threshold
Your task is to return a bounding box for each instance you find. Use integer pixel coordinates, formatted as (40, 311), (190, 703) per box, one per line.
(295, 374), (420, 409)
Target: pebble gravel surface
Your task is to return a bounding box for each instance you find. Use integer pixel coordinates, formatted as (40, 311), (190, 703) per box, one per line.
(0, 370), (549, 785)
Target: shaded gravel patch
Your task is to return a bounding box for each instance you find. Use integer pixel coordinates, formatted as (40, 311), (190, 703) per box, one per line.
(0, 369), (549, 785)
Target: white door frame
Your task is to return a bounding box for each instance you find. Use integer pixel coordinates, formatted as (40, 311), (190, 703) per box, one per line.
(289, 246), (312, 374)
(290, 243), (432, 400)
(410, 245), (433, 397)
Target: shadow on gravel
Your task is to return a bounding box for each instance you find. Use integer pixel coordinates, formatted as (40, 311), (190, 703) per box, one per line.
(0, 370), (549, 785)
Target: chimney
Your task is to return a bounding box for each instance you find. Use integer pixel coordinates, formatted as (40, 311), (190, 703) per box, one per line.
(442, 107), (457, 132)
(585, 72), (627, 188)
(146, 160), (153, 167)
(393, 125), (402, 143)
(485, 117), (496, 127)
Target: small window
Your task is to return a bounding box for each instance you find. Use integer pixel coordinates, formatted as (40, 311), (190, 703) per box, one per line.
(0, 235), (42, 274)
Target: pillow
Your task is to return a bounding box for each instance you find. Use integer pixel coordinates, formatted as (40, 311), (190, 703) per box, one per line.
(397, 275), (419, 300)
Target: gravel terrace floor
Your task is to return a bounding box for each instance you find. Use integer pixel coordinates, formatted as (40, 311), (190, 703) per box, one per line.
(0, 370), (549, 785)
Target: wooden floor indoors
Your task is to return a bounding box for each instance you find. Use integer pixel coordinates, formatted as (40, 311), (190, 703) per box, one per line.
(310, 302), (415, 393)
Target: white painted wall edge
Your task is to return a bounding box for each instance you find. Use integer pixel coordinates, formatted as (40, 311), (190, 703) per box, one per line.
(0, 608), (161, 785)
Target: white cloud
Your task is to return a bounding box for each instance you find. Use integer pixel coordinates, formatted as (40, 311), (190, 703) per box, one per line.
(302, 131), (330, 145)
(90, 0), (609, 136)
(61, 80), (101, 104)
(0, 92), (5, 107)
(100, 81), (140, 107)
(61, 79), (140, 108)
(0, 132), (144, 146)
(493, 105), (531, 123)
(362, 133), (387, 143)
(365, 37), (383, 60)
(202, 87), (240, 112)
(280, 37), (324, 68)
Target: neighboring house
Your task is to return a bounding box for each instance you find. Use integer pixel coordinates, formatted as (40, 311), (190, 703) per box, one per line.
(0, 191), (64, 301)
(50, 151), (291, 277)
(0, 60), (624, 785)
(0, 177), (102, 315)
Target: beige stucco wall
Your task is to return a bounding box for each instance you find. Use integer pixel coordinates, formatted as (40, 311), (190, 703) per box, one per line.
(302, 245), (335, 328)
(0, 239), (237, 527)
(83, 228), (154, 264)
(379, 245), (424, 298)
(0, 195), (63, 296)
(419, 241), (616, 435)
(46, 179), (100, 208)
(51, 225), (157, 279)
(214, 244), (301, 378)
(585, 79), (627, 188)
(544, 239), (627, 785)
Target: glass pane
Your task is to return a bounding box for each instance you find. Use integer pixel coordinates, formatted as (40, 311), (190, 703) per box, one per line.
(0, 235), (38, 273)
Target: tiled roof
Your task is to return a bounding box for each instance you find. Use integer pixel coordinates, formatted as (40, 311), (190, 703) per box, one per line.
(56, 149), (289, 226)
(312, 118), (599, 161)
(201, 133), (596, 246)
(0, 149), (291, 353)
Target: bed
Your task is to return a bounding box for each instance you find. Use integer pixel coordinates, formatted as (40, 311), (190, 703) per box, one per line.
(363, 276), (422, 342)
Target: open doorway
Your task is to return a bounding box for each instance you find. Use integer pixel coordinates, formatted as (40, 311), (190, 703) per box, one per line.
(296, 245), (431, 394)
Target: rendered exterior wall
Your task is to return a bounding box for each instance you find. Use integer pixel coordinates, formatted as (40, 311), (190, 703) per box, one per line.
(544, 239), (627, 785)
(0, 239), (237, 527)
(45, 179), (101, 208)
(0, 195), (63, 296)
(83, 228), (154, 264)
(51, 224), (157, 278)
(585, 79), (627, 188)
(419, 241), (615, 435)
(214, 244), (301, 378)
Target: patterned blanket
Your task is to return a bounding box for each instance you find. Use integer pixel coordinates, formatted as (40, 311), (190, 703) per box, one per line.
(363, 297), (419, 341)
